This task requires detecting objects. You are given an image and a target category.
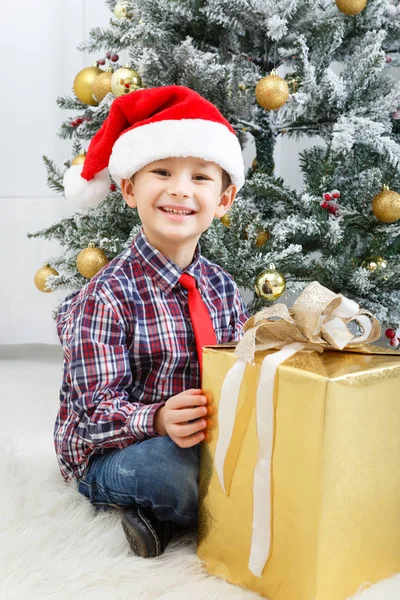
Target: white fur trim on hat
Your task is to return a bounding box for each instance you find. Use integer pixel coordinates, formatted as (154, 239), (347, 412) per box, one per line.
(63, 165), (110, 210)
(108, 119), (245, 189)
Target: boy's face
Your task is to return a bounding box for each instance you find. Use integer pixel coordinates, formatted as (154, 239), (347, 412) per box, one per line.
(120, 156), (237, 252)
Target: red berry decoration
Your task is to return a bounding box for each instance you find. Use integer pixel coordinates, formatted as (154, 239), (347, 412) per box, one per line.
(71, 120), (77, 127)
(385, 328), (396, 339)
(328, 202), (338, 215)
(331, 190), (341, 199)
(110, 183), (116, 192)
(389, 337), (399, 348)
(110, 54), (119, 62)
(75, 117), (83, 125)
(320, 201), (329, 209)
(98, 59), (106, 65)
(323, 192), (333, 201)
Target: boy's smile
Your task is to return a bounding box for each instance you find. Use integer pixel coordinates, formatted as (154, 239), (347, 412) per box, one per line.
(158, 204), (197, 219)
(120, 156), (237, 269)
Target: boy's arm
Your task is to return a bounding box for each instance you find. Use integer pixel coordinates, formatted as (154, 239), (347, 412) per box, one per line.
(65, 294), (164, 452)
(229, 285), (251, 342)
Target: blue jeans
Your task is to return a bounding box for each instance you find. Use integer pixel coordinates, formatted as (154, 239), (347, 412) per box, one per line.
(77, 436), (200, 526)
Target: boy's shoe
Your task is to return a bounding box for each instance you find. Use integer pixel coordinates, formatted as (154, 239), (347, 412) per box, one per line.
(120, 504), (178, 558)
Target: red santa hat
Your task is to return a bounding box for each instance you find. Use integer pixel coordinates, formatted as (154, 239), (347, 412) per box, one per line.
(63, 84), (245, 209)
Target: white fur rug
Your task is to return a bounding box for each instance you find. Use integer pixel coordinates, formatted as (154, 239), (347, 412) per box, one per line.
(1, 345), (400, 600)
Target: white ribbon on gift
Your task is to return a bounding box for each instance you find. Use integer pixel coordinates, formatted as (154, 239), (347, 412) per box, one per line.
(214, 284), (380, 578)
(315, 294), (375, 350)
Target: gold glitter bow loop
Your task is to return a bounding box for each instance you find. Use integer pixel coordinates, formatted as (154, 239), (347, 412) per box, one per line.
(237, 281), (381, 363)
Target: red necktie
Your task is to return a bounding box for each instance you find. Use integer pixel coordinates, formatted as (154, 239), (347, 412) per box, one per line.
(179, 273), (217, 376)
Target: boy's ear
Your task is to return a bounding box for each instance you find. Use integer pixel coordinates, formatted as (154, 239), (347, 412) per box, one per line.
(214, 184), (237, 219)
(120, 178), (137, 209)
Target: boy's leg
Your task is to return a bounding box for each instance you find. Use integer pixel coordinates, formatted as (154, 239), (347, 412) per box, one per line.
(77, 436), (200, 556)
(77, 435), (200, 525)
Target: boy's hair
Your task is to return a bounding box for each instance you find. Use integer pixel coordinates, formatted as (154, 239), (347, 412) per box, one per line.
(130, 168), (232, 194)
(221, 169), (231, 193)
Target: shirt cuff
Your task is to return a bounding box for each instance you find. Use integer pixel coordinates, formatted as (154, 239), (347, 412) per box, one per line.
(129, 402), (166, 439)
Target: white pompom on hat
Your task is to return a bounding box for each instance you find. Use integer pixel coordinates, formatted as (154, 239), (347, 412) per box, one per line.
(63, 84), (245, 209)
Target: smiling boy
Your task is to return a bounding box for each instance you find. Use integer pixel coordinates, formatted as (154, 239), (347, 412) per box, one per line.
(121, 156), (233, 269)
(55, 85), (250, 558)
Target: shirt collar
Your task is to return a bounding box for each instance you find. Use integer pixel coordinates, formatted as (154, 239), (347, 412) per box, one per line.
(131, 228), (203, 293)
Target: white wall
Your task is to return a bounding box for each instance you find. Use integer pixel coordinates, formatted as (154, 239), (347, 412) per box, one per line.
(0, 0), (112, 344)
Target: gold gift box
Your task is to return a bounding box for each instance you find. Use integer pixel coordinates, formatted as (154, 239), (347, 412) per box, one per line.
(197, 344), (400, 600)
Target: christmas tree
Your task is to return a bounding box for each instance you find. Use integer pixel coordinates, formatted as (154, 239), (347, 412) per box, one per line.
(29, 0), (400, 344)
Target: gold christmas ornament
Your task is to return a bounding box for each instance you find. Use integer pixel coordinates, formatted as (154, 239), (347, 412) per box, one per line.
(71, 152), (86, 166)
(111, 65), (142, 97)
(113, 1), (132, 19)
(255, 230), (270, 248)
(73, 63), (103, 106)
(255, 70), (290, 111)
(91, 68), (113, 103)
(372, 185), (400, 223)
(335, 0), (367, 15)
(34, 264), (59, 293)
(242, 226), (270, 246)
(286, 75), (300, 94)
(220, 214), (231, 228)
(362, 256), (388, 271)
(76, 243), (109, 279)
(254, 263), (286, 301)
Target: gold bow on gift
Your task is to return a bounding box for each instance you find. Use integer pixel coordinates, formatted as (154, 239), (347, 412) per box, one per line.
(214, 281), (381, 578)
(236, 280), (381, 363)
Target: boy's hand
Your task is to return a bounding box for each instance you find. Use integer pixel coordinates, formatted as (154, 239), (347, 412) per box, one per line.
(154, 389), (208, 448)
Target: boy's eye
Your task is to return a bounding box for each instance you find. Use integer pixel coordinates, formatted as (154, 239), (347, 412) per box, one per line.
(153, 170), (210, 181)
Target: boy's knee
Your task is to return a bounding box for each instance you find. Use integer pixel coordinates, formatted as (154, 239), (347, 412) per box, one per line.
(144, 436), (199, 480)
(135, 436), (200, 504)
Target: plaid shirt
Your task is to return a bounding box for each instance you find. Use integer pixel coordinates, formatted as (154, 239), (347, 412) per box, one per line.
(54, 228), (250, 482)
